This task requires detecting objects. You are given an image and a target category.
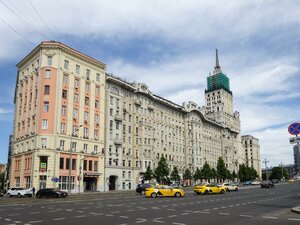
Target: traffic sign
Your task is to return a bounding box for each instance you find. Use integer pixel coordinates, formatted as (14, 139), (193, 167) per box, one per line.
(41, 162), (47, 169)
(288, 123), (300, 135)
(51, 177), (59, 182)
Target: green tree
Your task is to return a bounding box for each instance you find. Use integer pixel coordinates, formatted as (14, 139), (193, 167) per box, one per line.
(170, 166), (180, 182)
(270, 166), (288, 180)
(217, 157), (227, 181)
(193, 167), (202, 183)
(211, 168), (217, 182)
(232, 171), (237, 179)
(201, 162), (212, 181)
(144, 165), (153, 182)
(183, 168), (192, 180)
(226, 169), (232, 180)
(154, 156), (169, 184)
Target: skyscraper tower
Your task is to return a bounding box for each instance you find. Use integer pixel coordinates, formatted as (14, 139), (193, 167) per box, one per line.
(205, 49), (235, 127)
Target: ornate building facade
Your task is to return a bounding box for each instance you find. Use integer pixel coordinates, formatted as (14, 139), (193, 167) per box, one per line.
(9, 42), (261, 192)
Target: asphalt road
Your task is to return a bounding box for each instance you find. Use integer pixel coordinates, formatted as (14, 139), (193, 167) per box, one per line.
(0, 183), (299, 225)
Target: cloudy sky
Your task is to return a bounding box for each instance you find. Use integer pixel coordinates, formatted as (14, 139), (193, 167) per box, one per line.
(0, 0), (299, 167)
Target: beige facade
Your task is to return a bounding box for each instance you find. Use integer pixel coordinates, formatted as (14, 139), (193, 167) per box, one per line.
(10, 41), (106, 192)
(242, 135), (262, 178)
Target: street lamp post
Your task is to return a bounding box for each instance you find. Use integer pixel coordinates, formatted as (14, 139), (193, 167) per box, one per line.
(262, 158), (269, 182)
(68, 125), (82, 194)
(281, 162), (284, 181)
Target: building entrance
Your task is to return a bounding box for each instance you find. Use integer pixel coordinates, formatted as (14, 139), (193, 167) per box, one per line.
(39, 175), (47, 189)
(109, 175), (117, 190)
(83, 177), (97, 192)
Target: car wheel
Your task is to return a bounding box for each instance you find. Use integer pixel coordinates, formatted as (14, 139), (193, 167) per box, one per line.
(235, 188), (238, 191)
(151, 193), (157, 198)
(55, 193), (60, 198)
(226, 188), (229, 192)
(36, 193), (41, 198)
(7, 193), (11, 198)
(220, 190), (225, 194)
(175, 192), (181, 197)
(141, 190), (145, 195)
(17, 193), (22, 198)
(204, 190), (209, 195)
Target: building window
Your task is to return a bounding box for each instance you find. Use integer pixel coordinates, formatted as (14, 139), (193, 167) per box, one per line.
(123, 160), (125, 167)
(25, 176), (31, 189)
(74, 79), (79, 88)
(83, 144), (88, 152)
(94, 130), (98, 140)
(85, 83), (90, 92)
(72, 159), (76, 170)
(41, 138), (47, 148)
(88, 160), (92, 171)
(47, 56), (52, 66)
(76, 65), (80, 74)
(59, 140), (65, 150)
(60, 123), (66, 133)
(58, 176), (74, 191)
(95, 86), (100, 95)
(63, 75), (68, 84)
(43, 101), (49, 112)
(71, 142), (77, 151)
(42, 119), (48, 130)
(61, 105), (67, 116)
(128, 160), (131, 167)
(45, 70), (51, 79)
(110, 96), (113, 105)
(109, 158), (112, 166)
(84, 111), (89, 121)
(95, 114), (99, 123)
(44, 85), (50, 95)
(96, 73), (100, 82)
(83, 160), (87, 171)
(64, 60), (69, 69)
(74, 94), (79, 102)
(123, 171), (126, 178)
(59, 158), (64, 169)
(84, 127), (89, 138)
(73, 108), (78, 118)
(62, 90), (68, 99)
(85, 97), (89, 106)
(15, 177), (20, 187)
(95, 100), (99, 108)
(86, 69), (90, 80)
(94, 161), (98, 172)
(128, 171), (131, 178)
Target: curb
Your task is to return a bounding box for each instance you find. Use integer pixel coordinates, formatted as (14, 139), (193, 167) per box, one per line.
(291, 207), (300, 214)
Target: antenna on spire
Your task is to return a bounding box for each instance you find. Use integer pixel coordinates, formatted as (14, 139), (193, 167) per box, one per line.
(215, 49), (220, 69)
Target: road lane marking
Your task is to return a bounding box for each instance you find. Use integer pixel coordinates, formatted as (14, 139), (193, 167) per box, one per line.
(240, 215), (253, 218)
(181, 213), (189, 215)
(168, 215), (177, 218)
(136, 218), (147, 223)
(29, 212), (40, 214)
(172, 223), (186, 225)
(288, 218), (300, 221)
(53, 218), (66, 221)
(119, 216), (129, 219)
(106, 214), (114, 217)
(213, 208), (219, 210)
(75, 215), (87, 218)
(5, 218), (12, 221)
(167, 209), (176, 211)
(27, 221), (43, 224)
(8, 214), (20, 216)
(219, 213), (230, 216)
(262, 216), (278, 219)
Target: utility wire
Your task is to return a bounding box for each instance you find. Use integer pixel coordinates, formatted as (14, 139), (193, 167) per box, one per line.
(0, 0), (48, 40)
(28, 0), (55, 38)
(0, 15), (34, 46)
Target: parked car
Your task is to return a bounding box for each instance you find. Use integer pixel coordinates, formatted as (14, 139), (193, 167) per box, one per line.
(36, 188), (68, 198)
(170, 183), (181, 189)
(218, 183), (239, 191)
(261, 181), (275, 188)
(7, 187), (33, 198)
(145, 185), (185, 198)
(288, 178), (296, 183)
(243, 181), (252, 185)
(0, 190), (3, 197)
(271, 179), (279, 183)
(251, 180), (261, 185)
(194, 183), (226, 195)
(136, 183), (156, 195)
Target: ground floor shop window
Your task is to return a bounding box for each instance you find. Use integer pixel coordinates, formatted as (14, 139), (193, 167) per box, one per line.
(59, 176), (75, 190)
(15, 177), (20, 187)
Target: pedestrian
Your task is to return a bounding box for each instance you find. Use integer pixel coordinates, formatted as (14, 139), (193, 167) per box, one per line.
(32, 187), (36, 195)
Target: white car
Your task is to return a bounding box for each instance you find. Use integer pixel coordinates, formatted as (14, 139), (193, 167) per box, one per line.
(218, 183), (239, 191)
(251, 180), (261, 185)
(7, 187), (33, 198)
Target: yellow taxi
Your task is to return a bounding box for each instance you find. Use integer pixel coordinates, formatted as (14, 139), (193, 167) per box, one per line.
(145, 185), (185, 198)
(194, 183), (226, 195)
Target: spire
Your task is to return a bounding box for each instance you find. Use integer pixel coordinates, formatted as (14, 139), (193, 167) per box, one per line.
(215, 49), (220, 69)
(212, 49), (222, 75)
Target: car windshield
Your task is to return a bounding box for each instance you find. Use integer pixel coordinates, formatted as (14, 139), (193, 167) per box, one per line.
(16, 188), (24, 190)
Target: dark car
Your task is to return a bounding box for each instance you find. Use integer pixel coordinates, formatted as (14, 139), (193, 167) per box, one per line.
(271, 179), (279, 183)
(136, 183), (155, 195)
(261, 181), (275, 188)
(0, 191), (3, 197)
(243, 181), (252, 185)
(36, 188), (68, 198)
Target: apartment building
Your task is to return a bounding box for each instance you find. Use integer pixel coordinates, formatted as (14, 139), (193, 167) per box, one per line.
(242, 135), (262, 178)
(10, 41), (106, 192)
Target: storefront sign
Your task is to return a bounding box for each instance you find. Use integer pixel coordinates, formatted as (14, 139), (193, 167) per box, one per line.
(83, 172), (101, 176)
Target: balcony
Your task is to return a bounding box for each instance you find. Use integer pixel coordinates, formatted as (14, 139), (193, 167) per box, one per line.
(114, 138), (123, 145)
(134, 99), (142, 106)
(147, 103), (155, 110)
(114, 114), (123, 121)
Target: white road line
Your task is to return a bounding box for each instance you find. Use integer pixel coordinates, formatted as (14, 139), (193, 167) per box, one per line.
(53, 218), (65, 221)
(75, 215), (87, 218)
(167, 209), (176, 211)
(262, 216), (278, 219)
(5, 218), (12, 221)
(119, 216), (129, 219)
(106, 214), (114, 217)
(29, 212), (40, 214)
(181, 213), (189, 215)
(239, 215), (253, 218)
(168, 215), (177, 218)
(199, 211), (210, 214)
(288, 218), (300, 221)
(219, 212), (231, 216)
(126, 209), (134, 212)
(111, 211), (121, 214)
(14, 221), (22, 224)
(213, 208), (219, 210)
(8, 214), (20, 216)
(27, 221), (43, 224)
(172, 223), (186, 225)
(136, 218), (147, 223)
